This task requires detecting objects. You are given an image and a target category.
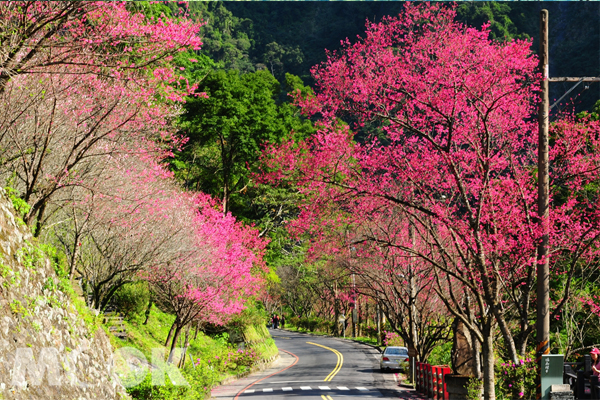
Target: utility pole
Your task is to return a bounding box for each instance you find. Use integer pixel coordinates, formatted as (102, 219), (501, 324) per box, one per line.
(537, 10), (600, 400)
(536, 10), (550, 400)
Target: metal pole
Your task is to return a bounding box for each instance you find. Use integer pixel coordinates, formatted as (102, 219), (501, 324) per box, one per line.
(352, 273), (356, 338)
(536, 9), (550, 400)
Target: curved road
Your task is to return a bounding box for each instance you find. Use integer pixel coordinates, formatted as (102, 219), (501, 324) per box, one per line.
(214, 328), (411, 400)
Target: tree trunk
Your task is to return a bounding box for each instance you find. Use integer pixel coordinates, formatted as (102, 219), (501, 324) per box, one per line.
(167, 323), (183, 364)
(193, 320), (200, 340)
(143, 298), (152, 325)
(69, 210), (81, 282)
(481, 324), (496, 400)
(179, 324), (192, 368)
(165, 320), (177, 347)
(376, 302), (381, 345)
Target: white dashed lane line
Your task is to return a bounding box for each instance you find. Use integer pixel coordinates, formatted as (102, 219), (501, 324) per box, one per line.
(243, 386), (371, 393)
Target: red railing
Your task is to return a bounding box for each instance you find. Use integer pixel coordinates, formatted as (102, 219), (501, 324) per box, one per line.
(415, 362), (452, 400)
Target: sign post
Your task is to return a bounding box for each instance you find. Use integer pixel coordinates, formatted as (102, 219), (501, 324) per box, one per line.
(408, 347), (417, 386)
(541, 354), (563, 400)
(339, 314), (345, 338)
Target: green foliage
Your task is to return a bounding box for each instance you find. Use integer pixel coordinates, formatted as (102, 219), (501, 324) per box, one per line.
(290, 316), (335, 334)
(112, 281), (151, 320)
(10, 300), (31, 317)
(174, 68), (314, 217)
(0, 258), (20, 288)
(203, 347), (260, 371)
(36, 241), (102, 335)
(16, 242), (46, 270)
(4, 185), (30, 219)
(360, 323), (379, 341)
(186, 2), (255, 73)
(173, 50), (216, 85)
(577, 99), (600, 121)
(495, 357), (536, 399)
(426, 340), (452, 366)
(466, 377), (483, 400)
(227, 300), (269, 329)
(121, 305), (278, 399)
(126, 1), (173, 19)
(455, 2), (523, 41)
(125, 364), (217, 400)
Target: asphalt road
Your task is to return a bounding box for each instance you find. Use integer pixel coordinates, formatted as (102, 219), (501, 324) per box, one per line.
(225, 328), (412, 400)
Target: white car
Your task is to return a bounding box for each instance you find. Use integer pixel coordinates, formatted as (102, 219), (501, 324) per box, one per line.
(379, 346), (409, 372)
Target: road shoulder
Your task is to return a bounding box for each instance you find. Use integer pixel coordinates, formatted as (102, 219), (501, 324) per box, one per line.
(210, 350), (296, 399)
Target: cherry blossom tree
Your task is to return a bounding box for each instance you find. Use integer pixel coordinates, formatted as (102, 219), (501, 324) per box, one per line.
(0, 2), (205, 233)
(46, 138), (190, 309)
(260, 4), (600, 398)
(0, 2), (203, 95)
(145, 194), (267, 361)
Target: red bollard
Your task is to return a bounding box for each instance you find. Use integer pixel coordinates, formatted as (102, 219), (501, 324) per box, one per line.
(418, 362), (424, 394)
(426, 364), (433, 398)
(441, 366), (452, 400)
(431, 365), (440, 400)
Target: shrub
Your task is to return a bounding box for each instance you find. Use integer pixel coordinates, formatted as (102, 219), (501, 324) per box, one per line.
(199, 347), (260, 372)
(126, 362), (217, 400)
(383, 331), (403, 346)
(427, 341), (452, 366)
(495, 357), (536, 399)
(112, 281), (151, 319)
(289, 316), (300, 328)
(361, 324), (378, 339)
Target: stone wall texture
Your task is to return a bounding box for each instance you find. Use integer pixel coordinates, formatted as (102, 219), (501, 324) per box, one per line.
(0, 188), (128, 399)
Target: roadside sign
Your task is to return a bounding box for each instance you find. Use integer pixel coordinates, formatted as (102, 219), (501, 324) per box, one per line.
(541, 354), (563, 400)
(408, 347), (417, 357)
(338, 314), (345, 322)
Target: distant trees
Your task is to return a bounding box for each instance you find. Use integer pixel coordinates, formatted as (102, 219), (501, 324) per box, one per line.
(175, 69), (314, 216)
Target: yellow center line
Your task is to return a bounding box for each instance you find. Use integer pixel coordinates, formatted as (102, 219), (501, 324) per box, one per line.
(321, 396), (334, 400)
(307, 341), (343, 382)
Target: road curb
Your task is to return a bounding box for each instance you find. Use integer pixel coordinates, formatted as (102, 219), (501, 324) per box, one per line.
(210, 350), (299, 399)
(213, 353), (280, 388)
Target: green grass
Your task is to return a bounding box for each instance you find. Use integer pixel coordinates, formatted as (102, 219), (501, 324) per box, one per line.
(112, 305), (279, 373)
(350, 336), (379, 346)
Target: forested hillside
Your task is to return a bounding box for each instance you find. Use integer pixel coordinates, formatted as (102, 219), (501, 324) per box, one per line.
(186, 2), (599, 112)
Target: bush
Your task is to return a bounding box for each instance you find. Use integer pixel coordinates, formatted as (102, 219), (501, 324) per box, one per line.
(126, 362), (218, 400)
(289, 316), (300, 328)
(495, 357), (536, 399)
(200, 347), (260, 371)
(426, 340), (452, 366)
(112, 281), (151, 319)
(317, 319), (335, 334)
(361, 324), (378, 339)
(383, 331), (403, 346)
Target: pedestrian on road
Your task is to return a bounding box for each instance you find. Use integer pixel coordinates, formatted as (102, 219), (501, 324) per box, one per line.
(281, 314), (285, 329)
(591, 348), (600, 376)
(273, 314), (279, 329)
